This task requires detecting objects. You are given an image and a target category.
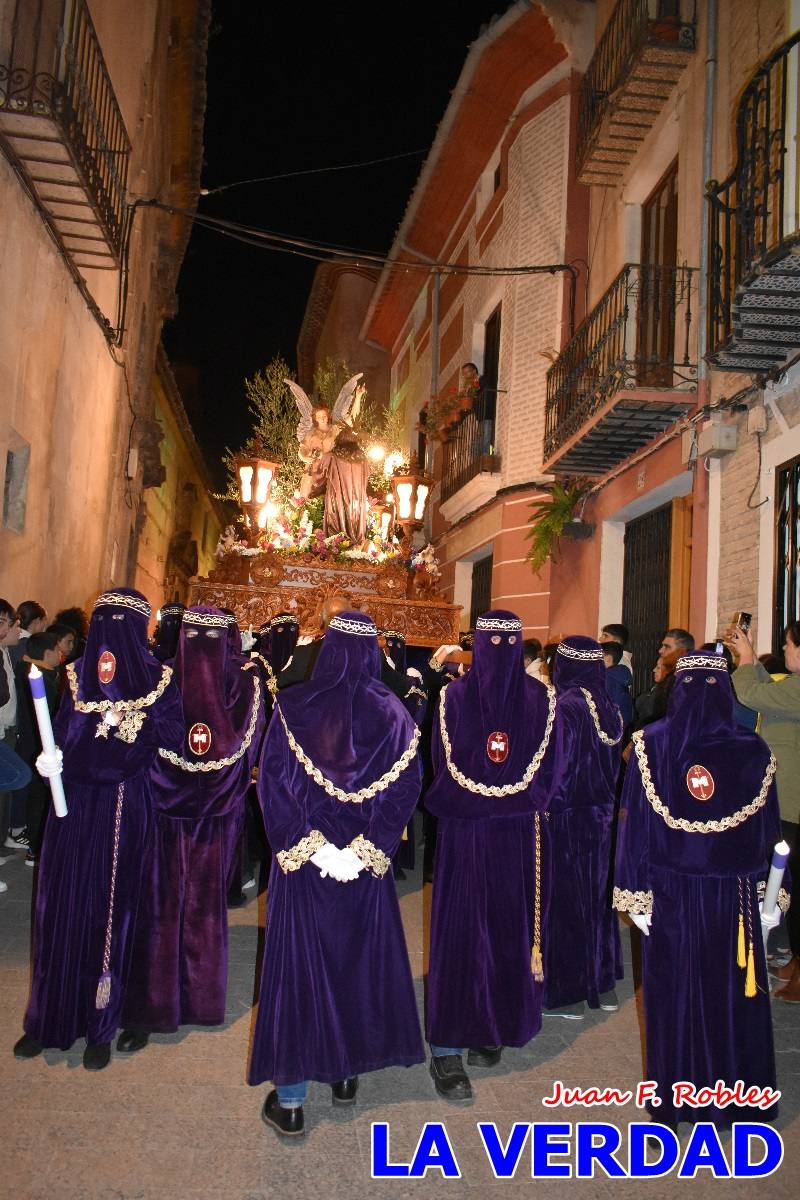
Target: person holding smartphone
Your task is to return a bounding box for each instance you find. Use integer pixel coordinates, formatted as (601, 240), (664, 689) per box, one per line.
(729, 618), (800, 1002)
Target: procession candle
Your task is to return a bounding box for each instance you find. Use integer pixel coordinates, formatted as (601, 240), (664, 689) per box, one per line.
(761, 840), (790, 948)
(27, 665), (68, 817)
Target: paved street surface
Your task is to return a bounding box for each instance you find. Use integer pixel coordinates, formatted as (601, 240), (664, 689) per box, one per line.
(2, 837), (798, 1200)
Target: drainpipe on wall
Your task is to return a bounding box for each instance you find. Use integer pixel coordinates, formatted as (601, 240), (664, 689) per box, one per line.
(697, 0), (719, 642)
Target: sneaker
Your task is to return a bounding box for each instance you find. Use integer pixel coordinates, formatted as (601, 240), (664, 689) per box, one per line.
(544, 1002), (585, 1020)
(599, 990), (619, 1012)
(25, 851), (36, 868)
(0, 880), (7, 893)
(0, 853), (16, 867)
(4, 832), (30, 851)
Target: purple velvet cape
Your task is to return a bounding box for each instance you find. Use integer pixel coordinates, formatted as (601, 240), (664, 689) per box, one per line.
(545, 637), (623, 1009)
(23, 588), (184, 1049)
(123, 607), (265, 1032)
(249, 612), (424, 1086)
(615, 653), (784, 1127)
(153, 604), (184, 663)
(425, 610), (563, 1048)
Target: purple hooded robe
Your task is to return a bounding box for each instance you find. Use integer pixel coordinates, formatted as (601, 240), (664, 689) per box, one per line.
(153, 603), (184, 663)
(614, 652), (786, 1127)
(545, 636), (624, 1009)
(425, 610), (562, 1049)
(22, 588), (184, 1049)
(249, 611), (424, 1086)
(123, 607), (265, 1032)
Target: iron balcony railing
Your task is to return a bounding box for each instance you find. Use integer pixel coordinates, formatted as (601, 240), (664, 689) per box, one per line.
(0, 0), (130, 256)
(577, 0), (696, 172)
(707, 31), (800, 361)
(440, 389), (501, 504)
(544, 263), (697, 463)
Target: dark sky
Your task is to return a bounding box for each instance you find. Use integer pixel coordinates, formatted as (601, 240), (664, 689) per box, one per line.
(163, 0), (506, 484)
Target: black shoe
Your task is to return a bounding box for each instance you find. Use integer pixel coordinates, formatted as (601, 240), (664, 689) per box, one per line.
(598, 990), (619, 1012)
(261, 1089), (304, 1137)
(332, 1077), (359, 1105)
(393, 866), (407, 881)
(116, 1029), (149, 1054)
(227, 892), (247, 909)
(467, 1045), (502, 1068)
(13, 1034), (43, 1059)
(83, 1042), (111, 1071)
(429, 1054), (472, 1101)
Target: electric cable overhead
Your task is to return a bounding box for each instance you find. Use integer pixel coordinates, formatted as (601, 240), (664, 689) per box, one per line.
(198, 148), (429, 195)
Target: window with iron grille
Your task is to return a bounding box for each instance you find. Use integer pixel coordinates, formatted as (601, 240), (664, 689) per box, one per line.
(622, 504), (672, 697)
(774, 454), (800, 654)
(470, 555), (493, 628)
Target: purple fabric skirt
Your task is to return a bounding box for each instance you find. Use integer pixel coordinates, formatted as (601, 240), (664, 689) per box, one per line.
(249, 862), (424, 1086)
(23, 775), (151, 1048)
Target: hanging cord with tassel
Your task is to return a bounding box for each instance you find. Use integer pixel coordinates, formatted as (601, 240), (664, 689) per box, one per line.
(531, 812), (544, 981)
(745, 878), (757, 998)
(96, 782), (124, 1009)
(737, 877), (747, 969)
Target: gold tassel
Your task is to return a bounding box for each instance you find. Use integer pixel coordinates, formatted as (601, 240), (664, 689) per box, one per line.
(737, 913), (746, 969)
(531, 945), (544, 982)
(745, 940), (757, 998)
(95, 973), (112, 1010)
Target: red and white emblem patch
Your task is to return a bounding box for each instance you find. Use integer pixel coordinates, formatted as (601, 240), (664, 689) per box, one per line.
(189, 722), (212, 756)
(487, 731), (510, 764)
(97, 651), (116, 685)
(686, 764), (715, 801)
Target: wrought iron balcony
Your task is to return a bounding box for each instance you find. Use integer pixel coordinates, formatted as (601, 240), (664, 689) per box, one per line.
(707, 32), (800, 373)
(440, 389), (501, 504)
(0, 0), (130, 267)
(543, 263), (697, 476)
(577, 0), (696, 187)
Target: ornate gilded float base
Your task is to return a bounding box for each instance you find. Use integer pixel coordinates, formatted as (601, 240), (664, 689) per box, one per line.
(189, 554), (461, 646)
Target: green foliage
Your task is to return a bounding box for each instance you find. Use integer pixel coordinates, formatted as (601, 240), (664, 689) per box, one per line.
(313, 358), (352, 407)
(222, 354), (301, 503)
(525, 480), (592, 574)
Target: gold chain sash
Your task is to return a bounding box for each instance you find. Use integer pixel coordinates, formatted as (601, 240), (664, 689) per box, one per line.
(580, 687), (623, 746)
(276, 705), (420, 803)
(438, 682), (556, 796)
(632, 731), (776, 832)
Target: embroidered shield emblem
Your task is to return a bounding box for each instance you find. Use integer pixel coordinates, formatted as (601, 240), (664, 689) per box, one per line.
(189, 722), (212, 756)
(686, 764), (715, 801)
(97, 651), (116, 685)
(487, 731), (509, 763)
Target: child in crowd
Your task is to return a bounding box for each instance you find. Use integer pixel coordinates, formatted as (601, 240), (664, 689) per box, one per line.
(602, 641), (633, 730)
(599, 623), (633, 674)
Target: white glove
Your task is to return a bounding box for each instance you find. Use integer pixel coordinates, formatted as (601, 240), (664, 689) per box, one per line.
(36, 748), (63, 779)
(759, 902), (781, 931)
(241, 631), (256, 652)
(433, 644), (460, 666)
(310, 843), (338, 878)
(338, 846), (367, 876)
(629, 911), (652, 937)
(407, 667), (423, 681)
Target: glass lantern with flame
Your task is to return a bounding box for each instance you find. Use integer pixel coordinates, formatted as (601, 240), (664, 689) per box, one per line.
(235, 452), (280, 546)
(389, 453), (433, 552)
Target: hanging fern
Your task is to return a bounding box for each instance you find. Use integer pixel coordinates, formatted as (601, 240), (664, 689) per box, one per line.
(525, 480), (592, 573)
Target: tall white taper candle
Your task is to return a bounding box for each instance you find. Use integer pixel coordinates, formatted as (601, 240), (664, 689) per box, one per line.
(27, 664), (68, 817)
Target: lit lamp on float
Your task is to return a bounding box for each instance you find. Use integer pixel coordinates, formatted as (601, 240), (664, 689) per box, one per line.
(389, 453), (432, 552)
(236, 452), (280, 546)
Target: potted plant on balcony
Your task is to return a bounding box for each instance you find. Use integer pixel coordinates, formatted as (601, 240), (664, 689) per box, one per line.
(525, 479), (594, 572)
(420, 393), (462, 443)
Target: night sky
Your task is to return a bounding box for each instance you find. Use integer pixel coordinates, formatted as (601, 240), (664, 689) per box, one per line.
(163, 0), (506, 484)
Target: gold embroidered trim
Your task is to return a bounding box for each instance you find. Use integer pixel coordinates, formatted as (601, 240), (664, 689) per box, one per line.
(157, 670), (262, 772)
(438, 682), (556, 796)
(276, 706), (420, 804)
(349, 834), (390, 877)
(255, 654), (279, 699)
(94, 592), (151, 617)
(183, 611), (234, 628)
(613, 886), (653, 916)
(632, 732), (777, 833)
(405, 685), (427, 703)
(427, 655), (446, 673)
(757, 880), (791, 914)
(557, 642), (603, 661)
(580, 687), (623, 746)
(68, 661), (173, 713)
(276, 829), (327, 873)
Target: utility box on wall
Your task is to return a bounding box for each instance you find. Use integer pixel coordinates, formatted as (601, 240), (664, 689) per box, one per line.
(696, 419), (737, 459)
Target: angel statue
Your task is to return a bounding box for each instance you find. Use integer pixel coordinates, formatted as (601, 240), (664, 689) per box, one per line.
(286, 373), (371, 544)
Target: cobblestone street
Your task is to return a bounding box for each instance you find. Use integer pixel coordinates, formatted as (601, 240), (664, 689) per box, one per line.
(2, 835), (798, 1200)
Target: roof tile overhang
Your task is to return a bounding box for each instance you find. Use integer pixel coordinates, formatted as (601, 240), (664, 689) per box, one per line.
(364, 3), (569, 351)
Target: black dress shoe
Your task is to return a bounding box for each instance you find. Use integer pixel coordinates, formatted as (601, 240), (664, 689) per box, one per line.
(429, 1054), (472, 1101)
(116, 1029), (149, 1054)
(261, 1089), (304, 1137)
(467, 1045), (502, 1068)
(331, 1077), (359, 1105)
(83, 1042), (111, 1071)
(13, 1034), (43, 1059)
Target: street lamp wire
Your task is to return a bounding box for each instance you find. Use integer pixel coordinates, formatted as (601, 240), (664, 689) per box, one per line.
(198, 148), (429, 195)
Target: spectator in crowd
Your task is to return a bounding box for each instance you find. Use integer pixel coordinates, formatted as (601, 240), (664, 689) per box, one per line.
(13, 631), (62, 864)
(600, 623), (633, 673)
(759, 652), (786, 677)
(602, 640), (633, 730)
(633, 646), (683, 731)
(0, 600), (21, 877)
(523, 638), (545, 681)
(730, 620), (800, 1003)
(16, 601), (48, 642)
(53, 607), (88, 664)
(0, 744), (31, 892)
(541, 641), (560, 682)
(658, 628), (695, 658)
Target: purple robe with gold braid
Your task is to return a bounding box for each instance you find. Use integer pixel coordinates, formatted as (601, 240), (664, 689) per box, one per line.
(614, 652), (786, 1127)
(545, 636), (623, 1009)
(249, 611), (424, 1086)
(153, 603), (184, 663)
(425, 610), (562, 1049)
(123, 607), (264, 1032)
(23, 589), (184, 1050)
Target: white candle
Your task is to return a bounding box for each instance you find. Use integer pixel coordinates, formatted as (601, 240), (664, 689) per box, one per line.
(28, 665), (67, 817)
